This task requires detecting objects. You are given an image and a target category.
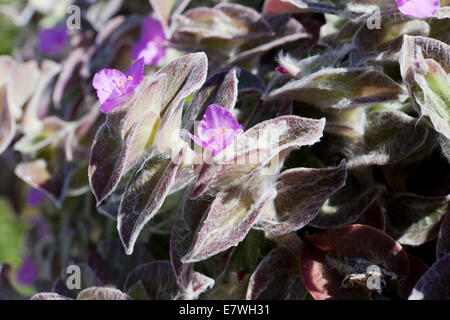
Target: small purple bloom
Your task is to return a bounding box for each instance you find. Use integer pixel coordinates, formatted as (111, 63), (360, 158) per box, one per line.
(27, 188), (46, 207)
(189, 104), (243, 156)
(28, 216), (50, 240)
(131, 16), (166, 65)
(93, 58), (144, 113)
(16, 256), (38, 286)
(397, 0), (440, 18)
(38, 25), (68, 56)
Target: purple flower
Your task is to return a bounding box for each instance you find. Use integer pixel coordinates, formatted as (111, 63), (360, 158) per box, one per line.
(93, 58), (144, 113)
(38, 25), (68, 56)
(28, 216), (50, 240)
(397, 0), (440, 18)
(131, 16), (166, 65)
(27, 188), (46, 207)
(16, 256), (38, 286)
(189, 104), (243, 156)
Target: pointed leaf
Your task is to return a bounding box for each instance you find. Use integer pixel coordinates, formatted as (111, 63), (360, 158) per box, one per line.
(118, 148), (184, 254)
(301, 224), (409, 300)
(258, 160), (347, 237)
(268, 67), (403, 111)
(246, 246), (308, 300)
(400, 36), (450, 139)
(347, 110), (428, 168)
(124, 261), (178, 299)
(385, 193), (449, 246)
(437, 213), (450, 259)
(192, 116), (326, 198)
(409, 255), (450, 300)
(183, 178), (277, 263)
(0, 88), (15, 154)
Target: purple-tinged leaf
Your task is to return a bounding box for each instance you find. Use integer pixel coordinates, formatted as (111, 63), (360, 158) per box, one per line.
(262, 0), (400, 18)
(77, 287), (130, 300)
(182, 179), (277, 263)
(244, 99), (292, 130)
(118, 148), (184, 255)
(0, 88), (15, 155)
(385, 193), (449, 246)
(437, 213), (450, 259)
(346, 110), (428, 168)
(268, 67), (403, 111)
(170, 187), (212, 288)
(234, 68), (266, 97)
(148, 0), (191, 29)
(170, 188), (217, 299)
(229, 14), (310, 64)
(119, 52), (208, 137)
(409, 254), (450, 300)
(351, 19), (431, 64)
(258, 160), (347, 237)
(52, 48), (85, 109)
(246, 246), (308, 300)
(353, 200), (386, 231)
(124, 261), (178, 299)
(30, 292), (72, 300)
(172, 3), (273, 41)
(399, 255), (429, 298)
(22, 60), (61, 135)
(301, 225), (409, 300)
(262, 0), (300, 17)
(6, 60), (40, 119)
(89, 111), (160, 204)
(310, 186), (384, 229)
(191, 116), (326, 198)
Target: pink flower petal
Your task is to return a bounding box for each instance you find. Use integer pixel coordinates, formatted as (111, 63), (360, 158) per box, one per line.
(132, 40), (165, 66)
(397, 0), (440, 18)
(125, 57), (145, 86)
(93, 69), (127, 104)
(190, 104), (243, 155)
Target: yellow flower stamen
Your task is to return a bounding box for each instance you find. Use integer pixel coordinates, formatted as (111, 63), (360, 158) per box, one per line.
(128, 76), (133, 80)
